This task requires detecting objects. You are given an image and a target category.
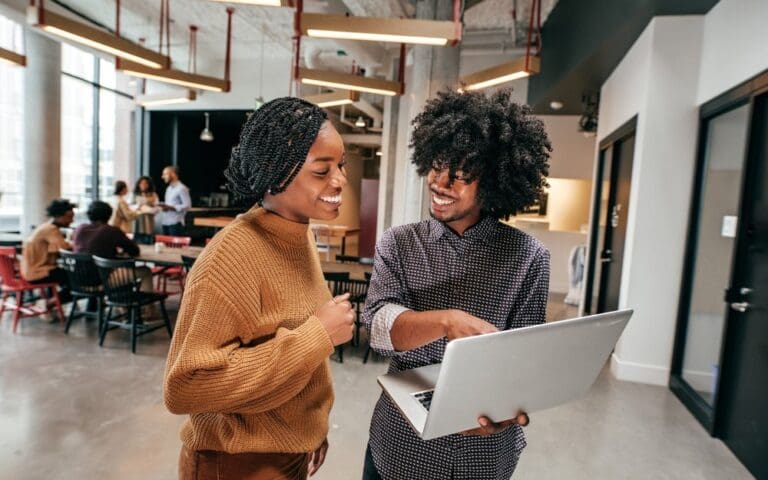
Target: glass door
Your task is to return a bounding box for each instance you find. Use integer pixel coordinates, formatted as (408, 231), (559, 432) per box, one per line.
(671, 102), (750, 424)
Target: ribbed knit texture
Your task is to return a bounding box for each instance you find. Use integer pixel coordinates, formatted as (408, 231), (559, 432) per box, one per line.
(163, 207), (335, 454)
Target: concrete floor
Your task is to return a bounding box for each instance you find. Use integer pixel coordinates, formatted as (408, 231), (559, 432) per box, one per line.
(0, 297), (754, 480)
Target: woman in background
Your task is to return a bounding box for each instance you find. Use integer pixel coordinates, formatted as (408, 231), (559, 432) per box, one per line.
(109, 180), (137, 234)
(133, 176), (159, 244)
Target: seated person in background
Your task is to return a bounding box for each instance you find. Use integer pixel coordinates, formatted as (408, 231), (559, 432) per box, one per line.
(109, 180), (138, 234)
(73, 200), (139, 258)
(21, 198), (75, 302)
(73, 201), (152, 292)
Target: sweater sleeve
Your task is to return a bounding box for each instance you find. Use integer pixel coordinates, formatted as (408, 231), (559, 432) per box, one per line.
(163, 281), (335, 416)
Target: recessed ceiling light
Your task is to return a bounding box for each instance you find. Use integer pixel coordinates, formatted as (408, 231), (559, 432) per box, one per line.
(550, 101), (564, 110)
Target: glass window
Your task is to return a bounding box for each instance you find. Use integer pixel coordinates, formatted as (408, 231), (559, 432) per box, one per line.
(99, 58), (116, 90)
(0, 15), (24, 232)
(61, 75), (94, 209)
(62, 43), (94, 81)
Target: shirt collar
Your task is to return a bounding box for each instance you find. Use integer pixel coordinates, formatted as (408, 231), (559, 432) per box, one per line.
(427, 216), (499, 244)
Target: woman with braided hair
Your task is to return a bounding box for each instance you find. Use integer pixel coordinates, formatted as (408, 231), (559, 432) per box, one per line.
(164, 97), (355, 480)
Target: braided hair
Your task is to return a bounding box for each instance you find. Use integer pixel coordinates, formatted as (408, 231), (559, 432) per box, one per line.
(410, 89), (551, 219)
(225, 97), (328, 204)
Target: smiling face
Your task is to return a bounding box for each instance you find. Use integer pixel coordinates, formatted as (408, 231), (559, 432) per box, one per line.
(262, 121), (347, 223)
(427, 166), (482, 235)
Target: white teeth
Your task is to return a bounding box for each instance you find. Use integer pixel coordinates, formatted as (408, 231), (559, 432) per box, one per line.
(320, 194), (341, 204)
(432, 195), (455, 206)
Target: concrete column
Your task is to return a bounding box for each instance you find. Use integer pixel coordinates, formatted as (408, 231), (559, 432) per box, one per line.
(22, 30), (61, 233)
(389, 0), (461, 228)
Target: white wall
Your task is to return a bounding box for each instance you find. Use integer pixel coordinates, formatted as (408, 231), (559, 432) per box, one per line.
(595, 16), (704, 385)
(540, 115), (597, 180)
(697, 0), (768, 105)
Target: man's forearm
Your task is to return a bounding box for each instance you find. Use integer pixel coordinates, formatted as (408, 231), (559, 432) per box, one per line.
(390, 310), (450, 352)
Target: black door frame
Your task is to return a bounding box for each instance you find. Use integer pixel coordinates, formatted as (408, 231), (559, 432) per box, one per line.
(670, 68), (768, 434)
(583, 116), (637, 314)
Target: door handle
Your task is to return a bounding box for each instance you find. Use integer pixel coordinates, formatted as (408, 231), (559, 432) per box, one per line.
(730, 302), (751, 313)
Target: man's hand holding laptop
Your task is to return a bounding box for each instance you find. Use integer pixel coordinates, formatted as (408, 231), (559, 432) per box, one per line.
(444, 310), (531, 437)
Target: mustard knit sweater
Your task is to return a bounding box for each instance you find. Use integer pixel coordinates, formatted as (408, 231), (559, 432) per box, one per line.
(163, 207), (335, 454)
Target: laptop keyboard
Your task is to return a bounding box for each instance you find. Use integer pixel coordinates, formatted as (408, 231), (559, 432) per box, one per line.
(413, 390), (435, 411)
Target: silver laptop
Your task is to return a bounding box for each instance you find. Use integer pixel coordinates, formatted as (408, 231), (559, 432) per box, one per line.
(378, 309), (632, 440)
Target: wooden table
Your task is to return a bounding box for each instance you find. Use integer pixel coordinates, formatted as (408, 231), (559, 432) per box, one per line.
(137, 244), (372, 279)
(193, 216), (236, 228)
(310, 225), (361, 257)
(137, 245), (204, 266)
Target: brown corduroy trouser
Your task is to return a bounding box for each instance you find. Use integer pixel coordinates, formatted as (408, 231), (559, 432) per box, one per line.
(179, 446), (309, 480)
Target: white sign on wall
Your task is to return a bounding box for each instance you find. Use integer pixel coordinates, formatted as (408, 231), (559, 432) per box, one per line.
(721, 215), (738, 238)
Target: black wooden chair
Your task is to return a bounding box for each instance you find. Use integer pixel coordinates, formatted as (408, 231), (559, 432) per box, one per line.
(335, 278), (369, 347)
(93, 256), (172, 353)
(58, 250), (104, 334)
(180, 255), (197, 274)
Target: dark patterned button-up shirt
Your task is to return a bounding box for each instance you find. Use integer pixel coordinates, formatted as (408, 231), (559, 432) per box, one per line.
(363, 216), (550, 480)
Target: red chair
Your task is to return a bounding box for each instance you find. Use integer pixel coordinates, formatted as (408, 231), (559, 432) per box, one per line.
(0, 254), (66, 333)
(153, 235), (191, 295)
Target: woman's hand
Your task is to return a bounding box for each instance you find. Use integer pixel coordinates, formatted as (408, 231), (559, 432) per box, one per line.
(460, 412), (530, 436)
(307, 437), (329, 476)
(316, 293), (355, 346)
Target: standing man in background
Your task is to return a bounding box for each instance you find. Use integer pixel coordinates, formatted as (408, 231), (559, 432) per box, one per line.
(159, 166), (191, 236)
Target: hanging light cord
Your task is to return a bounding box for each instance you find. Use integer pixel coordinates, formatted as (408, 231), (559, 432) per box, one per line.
(188, 25), (198, 73)
(524, 0), (542, 71)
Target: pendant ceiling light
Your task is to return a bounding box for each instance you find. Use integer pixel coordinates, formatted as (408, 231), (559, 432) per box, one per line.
(208, 0), (290, 5)
(117, 3), (233, 93)
(27, 1), (170, 69)
(303, 89), (360, 108)
(200, 112), (214, 142)
(300, 12), (461, 46)
(458, 0), (543, 92)
(0, 46), (25, 67)
(299, 67), (401, 96)
(136, 89), (196, 107)
(354, 116), (366, 128)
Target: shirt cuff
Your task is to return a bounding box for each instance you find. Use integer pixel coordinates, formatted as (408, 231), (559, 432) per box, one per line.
(370, 303), (411, 352)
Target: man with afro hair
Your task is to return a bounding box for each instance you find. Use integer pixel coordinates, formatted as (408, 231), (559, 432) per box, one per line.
(362, 89), (552, 480)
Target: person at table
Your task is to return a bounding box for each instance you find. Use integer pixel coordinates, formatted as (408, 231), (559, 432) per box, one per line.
(158, 166), (191, 236)
(109, 180), (138, 234)
(73, 200), (154, 293)
(133, 175), (159, 244)
(21, 198), (75, 302)
(164, 97), (355, 480)
(362, 90), (551, 480)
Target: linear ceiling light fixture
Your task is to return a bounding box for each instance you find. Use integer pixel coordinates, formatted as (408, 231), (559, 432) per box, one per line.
(301, 12), (460, 46)
(459, 56), (540, 91)
(118, 58), (230, 92)
(26, 2), (169, 69)
(458, 0), (542, 91)
(0, 46), (26, 67)
(299, 68), (401, 96)
(136, 89), (196, 107)
(208, 0), (290, 5)
(303, 90), (360, 108)
(116, 6), (233, 93)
